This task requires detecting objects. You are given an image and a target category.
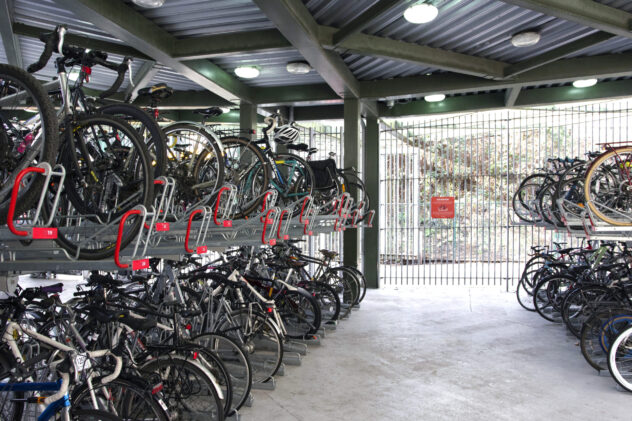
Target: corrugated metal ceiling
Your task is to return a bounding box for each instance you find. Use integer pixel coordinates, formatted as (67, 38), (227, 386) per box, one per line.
(213, 50), (324, 87)
(1, 0), (632, 100)
(127, 0), (276, 38)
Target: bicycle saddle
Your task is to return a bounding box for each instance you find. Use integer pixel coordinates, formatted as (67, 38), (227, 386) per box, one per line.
(319, 249), (338, 259)
(137, 83), (174, 100)
(286, 143), (318, 154)
(193, 107), (224, 117)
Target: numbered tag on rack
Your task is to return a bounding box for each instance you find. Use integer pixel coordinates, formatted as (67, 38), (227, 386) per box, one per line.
(155, 222), (170, 231)
(197, 246), (208, 254)
(31, 227), (57, 239)
(132, 259), (150, 271)
(223, 220), (233, 228)
(269, 239), (277, 246)
(283, 234), (289, 240)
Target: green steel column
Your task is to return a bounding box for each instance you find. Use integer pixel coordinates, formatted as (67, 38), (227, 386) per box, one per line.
(240, 101), (257, 140)
(363, 114), (379, 288)
(343, 98), (360, 268)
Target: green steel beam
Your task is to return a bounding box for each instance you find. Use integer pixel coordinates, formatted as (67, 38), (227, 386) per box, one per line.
(499, 0), (632, 39)
(0, 0), (22, 67)
(515, 79), (632, 106)
(321, 26), (508, 79)
(332, 0), (410, 46)
(362, 53), (632, 99)
(379, 93), (506, 117)
(343, 98), (360, 268)
(254, 84), (339, 106)
(13, 22), (151, 60)
(131, 90), (233, 108)
(173, 29), (292, 60)
(503, 31), (616, 78)
(55, 0), (253, 103)
(252, 0), (361, 98)
(293, 105), (343, 121)
(363, 111), (380, 288)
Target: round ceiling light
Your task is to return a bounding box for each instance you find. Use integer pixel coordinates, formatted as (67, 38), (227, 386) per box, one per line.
(404, 3), (439, 24)
(286, 61), (311, 74)
(425, 94), (445, 102)
(131, 0), (166, 8)
(220, 107), (231, 114)
(572, 78), (598, 88)
(234, 66), (260, 79)
(511, 31), (541, 47)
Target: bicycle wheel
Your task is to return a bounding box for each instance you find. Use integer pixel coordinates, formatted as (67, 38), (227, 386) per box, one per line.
(512, 174), (548, 222)
(533, 275), (573, 323)
(275, 289), (321, 339)
(72, 376), (170, 421)
(561, 285), (611, 338)
(163, 123), (225, 216)
(42, 114), (153, 260)
(192, 332), (252, 412)
(99, 103), (167, 177)
(220, 137), (270, 219)
(141, 356), (224, 421)
(302, 281), (340, 323)
(585, 147), (632, 226)
(0, 63), (58, 224)
(608, 324), (632, 392)
(344, 266), (368, 303)
(0, 349), (24, 421)
(217, 309), (283, 383)
(273, 152), (314, 216)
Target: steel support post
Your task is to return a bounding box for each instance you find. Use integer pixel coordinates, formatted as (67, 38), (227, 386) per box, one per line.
(240, 101), (257, 140)
(343, 98), (360, 268)
(363, 114), (380, 288)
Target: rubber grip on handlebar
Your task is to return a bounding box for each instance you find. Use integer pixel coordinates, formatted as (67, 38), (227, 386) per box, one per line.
(99, 59), (130, 99)
(27, 33), (57, 74)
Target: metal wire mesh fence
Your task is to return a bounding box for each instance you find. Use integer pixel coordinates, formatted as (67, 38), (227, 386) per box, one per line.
(379, 99), (632, 289)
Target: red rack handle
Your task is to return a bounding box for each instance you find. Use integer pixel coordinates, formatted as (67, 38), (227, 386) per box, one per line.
(115, 209), (143, 269)
(299, 197), (310, 224)
(7, 166), (47, 236)
(261, 208), (276, 245)
(338, 195), (347, 217)
(154, 179), (165, 185)
(185, 209), (204, 253)
(214, 186), (230, 226)
(277, 209), (290, 240)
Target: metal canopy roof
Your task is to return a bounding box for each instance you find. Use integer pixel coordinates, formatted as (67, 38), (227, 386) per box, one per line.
(1, 0), (632, 117)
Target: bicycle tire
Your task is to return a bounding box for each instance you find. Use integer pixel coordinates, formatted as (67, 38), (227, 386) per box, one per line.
(220, 136), (270, 219)
(141, 356), (224, 421)
(561, 285), (611, 338)
(192, 332), (253, 412)
(273, 152), (315, 216)
(42, 114), (153, 260)
(99, 103), (167, 177)
(217, 308), (283, 383)
(0, 64), (59, 224)
(72, 375), (170, 421)
(70, 409), (125, 420)
(584, 146), (632, 226)
(608, 324), (632, 392)
(275, 288), (321, 339)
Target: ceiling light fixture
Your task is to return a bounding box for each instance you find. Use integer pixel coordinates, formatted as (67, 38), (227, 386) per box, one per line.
(234, 66), (260, 79)
(220, 107), (231, 114)
(572, 78), (598, 88)
(404, 3), (439, 24)
(131, 0), (165, 8)
(511, 30), (540, 47)
(425, 94), (445, 102)
(286, 61), (311, 74)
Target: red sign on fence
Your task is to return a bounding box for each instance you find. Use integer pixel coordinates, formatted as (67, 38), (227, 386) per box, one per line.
(431, 197), (455, 219)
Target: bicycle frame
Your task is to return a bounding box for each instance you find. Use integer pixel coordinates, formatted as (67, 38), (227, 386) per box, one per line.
(0, 378), (70, 421)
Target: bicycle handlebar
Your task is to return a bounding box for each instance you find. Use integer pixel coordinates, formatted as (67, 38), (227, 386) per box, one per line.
(27, 24), (132, 99)
(27, 25), (66, 74)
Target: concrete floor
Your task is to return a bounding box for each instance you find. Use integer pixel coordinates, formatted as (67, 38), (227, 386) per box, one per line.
(240, 287), (631, 421)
